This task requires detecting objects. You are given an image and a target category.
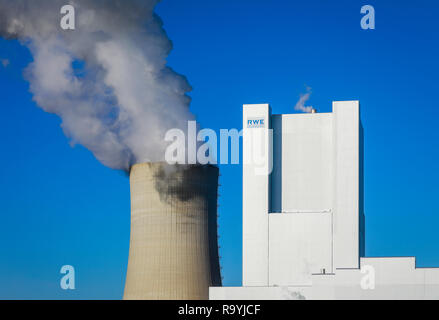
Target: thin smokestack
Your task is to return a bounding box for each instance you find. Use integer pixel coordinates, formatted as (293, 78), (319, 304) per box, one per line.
(0, 0), (195, 171)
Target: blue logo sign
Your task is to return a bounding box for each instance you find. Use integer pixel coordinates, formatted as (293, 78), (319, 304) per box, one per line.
(247, 118), (265, 128)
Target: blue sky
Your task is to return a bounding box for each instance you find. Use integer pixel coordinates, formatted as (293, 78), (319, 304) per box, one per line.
(1, 0), (439, 299)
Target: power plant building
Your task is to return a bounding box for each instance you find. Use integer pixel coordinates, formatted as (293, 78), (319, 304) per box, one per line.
(209, 101), (439, 300)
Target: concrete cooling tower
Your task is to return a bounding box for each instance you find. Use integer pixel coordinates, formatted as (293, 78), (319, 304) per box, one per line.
(123, 162), (222, 300)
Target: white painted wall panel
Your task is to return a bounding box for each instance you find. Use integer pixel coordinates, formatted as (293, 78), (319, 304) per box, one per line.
(271, 114), (333, 213)
(242, 104), (271, 286)
(333, 101), (360, 269)
(268, 212), (333, 286)
(210, 286), (311, 300)
(211, 258), (439, 300)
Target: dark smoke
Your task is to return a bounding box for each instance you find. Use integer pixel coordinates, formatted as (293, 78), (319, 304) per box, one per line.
(152, 163), (219, 203)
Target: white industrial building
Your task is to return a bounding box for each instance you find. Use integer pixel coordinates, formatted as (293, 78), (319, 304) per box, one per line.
(210, 101), (439, 300)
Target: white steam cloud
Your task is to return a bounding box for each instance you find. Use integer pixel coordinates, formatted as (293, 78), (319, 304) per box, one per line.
(294, 87), (314, 113)
(0, 0), (195, 171)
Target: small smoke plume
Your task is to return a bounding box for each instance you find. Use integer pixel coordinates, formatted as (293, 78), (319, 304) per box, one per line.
(0, 0), (195, 171)
(1, 58), (9, 67)
(294, 87), (314, 113)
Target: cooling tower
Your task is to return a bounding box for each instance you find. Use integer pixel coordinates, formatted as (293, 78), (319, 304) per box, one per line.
(123, 162), (222, 300)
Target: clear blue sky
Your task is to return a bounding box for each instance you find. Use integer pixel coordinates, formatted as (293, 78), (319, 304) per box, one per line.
(1, 0), (439, 299)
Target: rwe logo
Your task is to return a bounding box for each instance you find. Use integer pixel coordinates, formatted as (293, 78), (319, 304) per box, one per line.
(247, 118), (265, 128)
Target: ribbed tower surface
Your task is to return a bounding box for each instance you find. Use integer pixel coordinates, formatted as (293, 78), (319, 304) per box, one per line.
(123, 162), (221, 300)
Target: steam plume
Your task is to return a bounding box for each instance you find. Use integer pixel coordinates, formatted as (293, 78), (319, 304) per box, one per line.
(294, 87), (314, 113)
(0, 0), (194, 171)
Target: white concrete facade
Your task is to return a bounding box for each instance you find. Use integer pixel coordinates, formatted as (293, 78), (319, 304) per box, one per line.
(210, 101), (439, 300)
(242, 104), (272, 286)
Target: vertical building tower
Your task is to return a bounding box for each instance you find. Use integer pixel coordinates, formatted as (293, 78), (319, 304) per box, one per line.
(124, 163), (222, 300)
(242, 101), (362, 287)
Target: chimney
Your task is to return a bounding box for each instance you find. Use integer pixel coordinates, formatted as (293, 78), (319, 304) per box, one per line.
(123, 162), (222, 300)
